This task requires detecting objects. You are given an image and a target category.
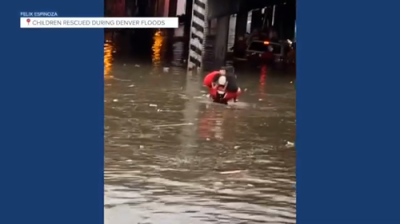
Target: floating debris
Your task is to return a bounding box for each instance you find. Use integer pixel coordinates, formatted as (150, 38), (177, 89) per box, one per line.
(213, 182), (223, 187)
(220, 170), (242, 175)
(139, 145), (144, 149)
(113, 99), (118, 102)
(128, 84), (134, 87)
(134, 64), (140, 67)
(149, 104), (157, 107)
(234, 146), (240, 149)
(154, 123), (193, 128)
(163, 67), (170, 72)
(285, 141), (295, 148)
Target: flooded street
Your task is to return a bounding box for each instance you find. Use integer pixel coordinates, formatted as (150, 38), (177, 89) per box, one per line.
(104, 31), (296, 224)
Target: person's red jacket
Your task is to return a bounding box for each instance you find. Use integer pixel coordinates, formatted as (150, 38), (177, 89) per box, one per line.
(203, 71), (220, 88)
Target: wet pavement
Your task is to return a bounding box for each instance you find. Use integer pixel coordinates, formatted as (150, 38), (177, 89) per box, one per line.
(104, 30), (296, 224)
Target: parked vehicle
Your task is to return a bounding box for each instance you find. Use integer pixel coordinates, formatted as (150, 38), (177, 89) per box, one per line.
(245, 40), (286, 64)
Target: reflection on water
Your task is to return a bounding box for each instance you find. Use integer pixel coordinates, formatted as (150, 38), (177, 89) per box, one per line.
(198, 107), (241, 142)
(104, 42), (113, 78)
(198, 107), (224, 140)
(152, 30), (163, 66)
(259, 65), (267, 97)
(104, 34), (296, 224)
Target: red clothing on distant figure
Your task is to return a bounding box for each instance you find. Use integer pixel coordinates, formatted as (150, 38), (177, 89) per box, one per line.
(203, 71), (220, 88)
(261, 51), (274, 60)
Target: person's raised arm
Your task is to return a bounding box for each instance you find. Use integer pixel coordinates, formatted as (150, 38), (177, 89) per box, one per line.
(211, 74), (220, 88)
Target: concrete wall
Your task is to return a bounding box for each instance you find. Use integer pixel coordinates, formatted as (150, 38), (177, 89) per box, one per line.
(228, 15), (236, 52)
(207, 0), (285, 19)
(176, 0), (185, 15)
(207, 0), (240, 19)
(214, 15), (230, 68)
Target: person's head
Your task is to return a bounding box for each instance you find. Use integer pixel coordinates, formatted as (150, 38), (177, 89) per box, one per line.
(217, 75), (227, 86)
(219, 67), (227, 75)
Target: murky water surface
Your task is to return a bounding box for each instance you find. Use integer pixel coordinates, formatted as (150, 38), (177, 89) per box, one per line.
(104, 31), (296, 224)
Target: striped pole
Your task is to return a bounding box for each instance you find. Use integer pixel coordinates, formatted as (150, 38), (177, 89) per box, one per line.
(187, 0), (208, 71)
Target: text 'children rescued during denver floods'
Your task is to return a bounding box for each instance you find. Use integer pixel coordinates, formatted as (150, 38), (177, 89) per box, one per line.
(31, 19), (166, 26)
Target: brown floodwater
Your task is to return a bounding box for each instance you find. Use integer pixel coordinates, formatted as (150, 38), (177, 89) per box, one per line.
(104, 30), (296, 224)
